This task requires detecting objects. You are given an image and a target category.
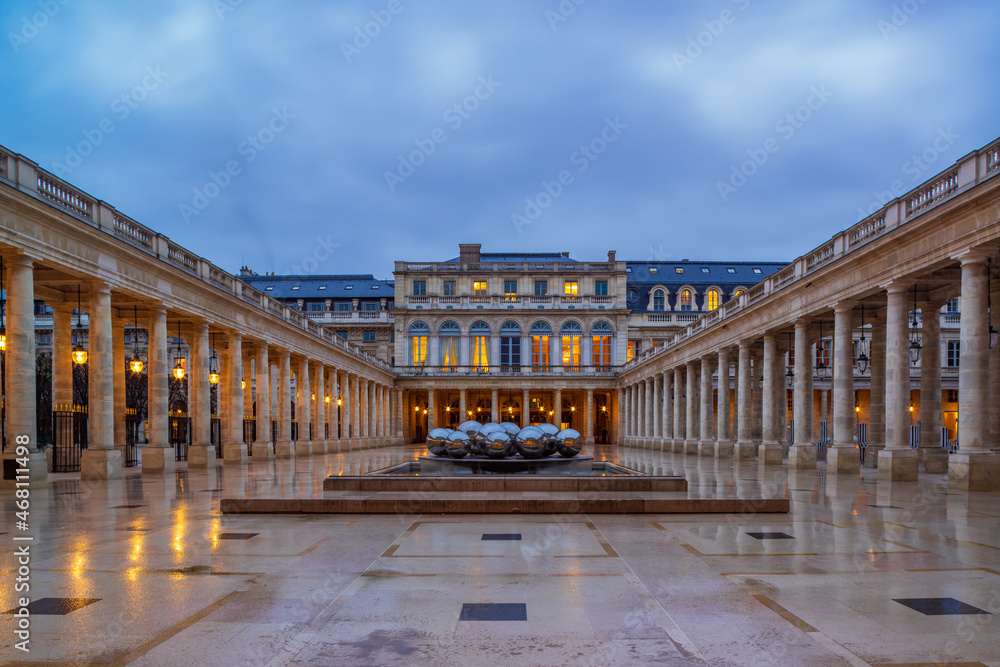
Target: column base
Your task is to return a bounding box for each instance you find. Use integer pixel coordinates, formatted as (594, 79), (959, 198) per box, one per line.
(253, 441), (274, 460)
(734, 441), (757, 460)
(877, 448), (918, 481)
(684, 440), (700, 455)
(349, 438), (361, 450)
(82, 449), (123, 480)
(142, 447), (176, 474)
(313, 441), (329, 456)
(863, 445), (884, 468)
(758, 443), (783, 465)
(920, 448), (949, 474)
(223, 443), (248, 464)
(297, 441), (314, 457)
(788, 444), (816, 469)
(714, 441), (734, 459)
(0, 450), (48, 489)
(585, 436), (596, 446)
(670, 440), (684, 453)
(188, 444), (217, 468)
(826, 446), (861, 474)
(948, 452), (1000, 490)
(275, 441), (296, 458)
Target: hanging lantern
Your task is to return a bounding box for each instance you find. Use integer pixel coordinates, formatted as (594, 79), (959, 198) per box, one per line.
(129, 305), (144, 373)
(909, 286), (922, 364)
(856, 304), (869, 375)
(73, 285), (87, 365)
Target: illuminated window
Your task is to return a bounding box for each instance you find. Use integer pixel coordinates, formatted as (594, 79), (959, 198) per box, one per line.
(564, 281), (578, 296)
(752, 268), (763, 274)
(592, 321), (613, 369)
(648, 267), (658, 274)
(473, 281), (487, 296)
(727, 268), (736, 274)
(440, 321), (460, 369)
(471, 321), (490, 370)
(561, 321), (582, 371)
(679, 289), (693, 311)
(706, 289), (720, 311)
(409, 322), (429, 366)
(443, 280), (456, 296)
(594, 280), (608, 296)
(504, 279), (517, 295)
(627, 339), (640, 361)
(530, 321), (551, 371)
(412, 280), (426, 296)
(733, 289), (744, 298)
(652, 289), (665, 311)
(675, 267), (684, 274)
(700, 267), (710, 274)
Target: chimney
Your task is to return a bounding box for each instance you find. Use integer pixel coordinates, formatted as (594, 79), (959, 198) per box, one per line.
(607, 251), (616, 263)
(561, 251), (570, 258)
(459, 243), (481, 264)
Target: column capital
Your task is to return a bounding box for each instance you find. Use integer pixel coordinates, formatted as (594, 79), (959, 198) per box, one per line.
(833, 299), (857, 314)
(89, 279), (112, 295)
(952, 247), (994, 265)
(882, 280), (913, 295)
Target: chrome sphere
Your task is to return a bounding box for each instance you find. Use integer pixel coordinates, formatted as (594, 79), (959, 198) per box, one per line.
(538, 423), (559, 457)
(555, 428), (583, 457)
(483, 431), (514, 459)
(459, 420), (483, 455)
(476, 423), (503, 456)
(426, 428), (452, 457)
(515, 425), (546, 459)
(500, 421), (521, 437)
(445, 430), (471, 459)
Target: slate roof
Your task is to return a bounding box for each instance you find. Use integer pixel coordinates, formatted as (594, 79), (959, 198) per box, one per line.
(241, 275), (393, 300)
(624, 260), (787, 313)
(444, 252), (577, 263)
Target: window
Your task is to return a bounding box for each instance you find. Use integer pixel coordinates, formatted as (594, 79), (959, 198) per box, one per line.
(947, 389), (959, 403)
(500, 321), (522, 368)
(733, 289), (744, 298)
(264, 286), (274, 291)
(370, 284), (379, 290)
(363, 330), (376, 342)
(317, 285), (326, 290)
(561, 321), (582, 371)
(440, 321), (460, 369)
(594, 280), (608, 296)
(815, 340), (830, 368)
(700, 267), (710, 274)
(534, 280), (548, 296)
(752, 268), (763, 274)
(337, 302), (351, 311)
(626, 288), (638, 303)
(564, 281), (578, 296)
(336, 330), (348, 340)
(412, 280), (426, 296)
(946, 298), (959, 313)
(652, 289), (665, 311)
(471, 321), (490, 370)
(409, 322), (429, 366)
(530, 321), (552, 371)
(726, 268), (736, 274)
(344, 285), (353, 290)
(364, 302), (379, 311)
(679, 289), (693, 311)
(675, 267), (684, 274)
(309, 303), (323, 311)
(648, 267), (658, 274)
(947, 340), (960, 367)
(503, 279), (518, 295)
(39, 332), (51, 345)
(473, 280), (487, 296)
(291, 285), (300, 291)
(592, 321), (613, 369)
(705, 289), (720, 311)
(627, 339), (641, 362)
(124, 332), (132, 343)
(443, 280), (456, 296)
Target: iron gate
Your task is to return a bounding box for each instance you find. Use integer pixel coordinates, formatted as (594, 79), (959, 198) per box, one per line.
(170, 416), (191, 461)
(124, 410), (141, 467)
(52, 408), (88, 472)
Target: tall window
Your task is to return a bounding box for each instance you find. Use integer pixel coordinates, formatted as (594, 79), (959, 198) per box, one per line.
(500, 321), (521, 369)
(627, 339), (640, 362)
(409, 321), (429, 366)
(504, 279), (517, 295)
(705, 289), (720, 311)
(679, 289), (693, 311)
(595, 280), (608, 296)
(363, 330), (376, 342)
(534, 280), (548, 296)
(946, 298), (960, 313)
(412, 280), (426, 296)
(652, 289), (665, 311)
(815, 340), (830, 368)
(439, 321), (460, 370)
(443, 280), (456, 296)
(947, 340), (960, 367)
(471, 321), (490, 370)
(337, 302), (351, 311)
(473, 281), (487, 296)
(561, 321), (582, 371)
(592, 321), (613, 369)
(364, 302), (379, 311)
(530, 321), (551, 371)
(564, 281), (578, 296)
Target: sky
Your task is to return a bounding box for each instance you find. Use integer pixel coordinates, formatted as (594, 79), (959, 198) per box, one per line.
(2, 0), (998, 281)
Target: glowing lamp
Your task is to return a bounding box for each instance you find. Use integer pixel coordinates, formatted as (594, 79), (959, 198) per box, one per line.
(209, 370), (220, 385)
(129, 357), (144, 374)
(173, 361), (186, 380)
(73, 348), (88, 365)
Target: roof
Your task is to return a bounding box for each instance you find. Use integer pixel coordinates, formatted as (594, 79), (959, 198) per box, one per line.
(623, 260), (787, 313)
(241, 274), (394, 299)
(444, 252), (577, 263)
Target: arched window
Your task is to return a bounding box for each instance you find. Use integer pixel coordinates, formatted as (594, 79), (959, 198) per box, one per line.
(679, 289), (693, 311)
(706, 289), (720, 311)
(408, 321), (429, 366)
(591, 321), (614, 369)
(530, 321), (552, 371)
(561, 321), (582, 371)
(500, 321), (521, 370)
(626, 288), (638, 304)
(652, 289), (665, 311)
(470, 321), (491, 370)
(439, 321), (460, 369)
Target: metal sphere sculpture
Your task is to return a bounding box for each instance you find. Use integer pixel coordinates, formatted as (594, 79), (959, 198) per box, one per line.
(537, 422), (559, 457)
(483, 430), (514, 458)
(459, 420), (483, 455)
(555, 428), (583, 457)
(514, 425), (547, 459)
(426, 428), (452, 457)
(445, 430), (471, 459)
(500, 422), (521, 437)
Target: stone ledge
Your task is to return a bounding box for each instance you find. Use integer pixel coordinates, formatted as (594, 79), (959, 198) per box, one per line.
(322, 475), (688, 493)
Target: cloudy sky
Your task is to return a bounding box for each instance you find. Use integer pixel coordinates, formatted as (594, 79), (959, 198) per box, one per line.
(3, 0), (998, 279)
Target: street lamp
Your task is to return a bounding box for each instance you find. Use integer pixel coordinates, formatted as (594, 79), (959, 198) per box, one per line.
(72, 286), (87, 365)
(909, 286), (922, 364)
(172, 321), (186, 380)
(128, 306), (144, 374)
(815, 321), (829, 380)
(856, 304), (869, 375)
(208, 333), (220, 385)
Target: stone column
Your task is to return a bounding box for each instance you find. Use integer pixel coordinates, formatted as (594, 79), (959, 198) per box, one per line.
(867, 314), (887, 466)
(223, 332), (247, 463)
(0, 255), (46, 486)
(521, 388), (530, 427)
(661, 372), (671, 450)
(368, 379), (376, 445)
(188, 321), (216, 468)
(329, 367), (340, 451)
(919, 301), (947, 473)
(459, 388), (467, 425)
(298, 356), (312, 455)
(829, 301), (860, 473)
(735, 342), (755, 459)
(554, 388), (563, 427)
(759, 333), (782, 464)
(359, 377), (369, 447)
(751, 347), (764, 444)
(425, 385), (435, 433)
(313, 362), (327, 454)
(51, 303), (74, 408)
(585, 387), (595, 445)
(789, 318), (816, 468)
(672, 367), (684, 451)
(491, 388), (499, 423)
(82, 282), (122, 479)
(698, 355), (714, 456)
(622, 385), (630, 443)
(715, 347), (733, 458)
(254, 344), (274, 459)
(685, 360), (699, 453)
(652, 376), (661, 447)
(143, 306), (173, 472)
(633, 383), (642, 446)
(951, 253), (1000, 489)
(112, 317), (127, 462)
(879, 284), (918, 480)
(343, 371), (355, 449)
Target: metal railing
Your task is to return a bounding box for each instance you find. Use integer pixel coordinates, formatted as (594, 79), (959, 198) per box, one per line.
(169, 416), (191, 461)
(52, 407), (88, 472)
(396, 364), (622, 377)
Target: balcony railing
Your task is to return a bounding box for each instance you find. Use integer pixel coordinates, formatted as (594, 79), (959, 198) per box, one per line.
(397, 364), (621, 377)
(399, 261), (621, 273)
(404, 294), (617, 309)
